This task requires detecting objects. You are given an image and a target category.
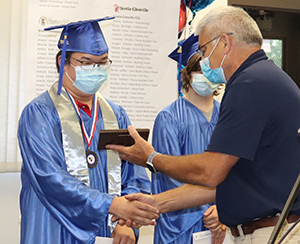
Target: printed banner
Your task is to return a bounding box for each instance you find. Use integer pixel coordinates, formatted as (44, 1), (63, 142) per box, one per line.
(25, 0), (180, 129)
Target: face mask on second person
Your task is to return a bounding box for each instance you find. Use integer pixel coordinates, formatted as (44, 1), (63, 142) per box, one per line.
(191, 73), (220, 97)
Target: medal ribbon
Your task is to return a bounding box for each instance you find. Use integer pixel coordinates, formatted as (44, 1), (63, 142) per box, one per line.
(68, 94), (99, 149)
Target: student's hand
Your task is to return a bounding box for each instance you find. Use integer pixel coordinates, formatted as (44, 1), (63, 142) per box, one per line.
(210, 228), (226, 244)
(106, 125), (154, 167)
(109, 196), (159, 228)
(111, 224), (135, 244)
(203, 205), (226, 244)
(203, 205), (220, 231)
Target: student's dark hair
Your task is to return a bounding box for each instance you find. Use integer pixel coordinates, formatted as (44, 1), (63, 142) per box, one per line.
(180, 53), (201, 93)
(55, 51), (76, 72)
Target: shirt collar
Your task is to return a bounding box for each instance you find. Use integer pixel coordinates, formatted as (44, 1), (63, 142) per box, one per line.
(75, 99), (92, 117)
(227, 49), (268, 86)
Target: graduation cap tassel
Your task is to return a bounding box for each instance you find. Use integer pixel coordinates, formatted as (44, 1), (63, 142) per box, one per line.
(58, 29), (68, 95)
(177, 45), (183, 97)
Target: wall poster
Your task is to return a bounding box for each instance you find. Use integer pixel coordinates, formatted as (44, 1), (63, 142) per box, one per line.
(25, 0), (180, 132)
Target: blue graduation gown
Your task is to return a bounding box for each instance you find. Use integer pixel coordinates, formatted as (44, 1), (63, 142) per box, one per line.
(17, 91), (151, 244)
(152, 97), (220, 244)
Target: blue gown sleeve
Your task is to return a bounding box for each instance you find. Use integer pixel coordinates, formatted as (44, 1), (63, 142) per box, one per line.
(18, 99), (114, 243)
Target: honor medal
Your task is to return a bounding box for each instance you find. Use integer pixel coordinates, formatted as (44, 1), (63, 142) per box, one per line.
(86, 150), (98, 168)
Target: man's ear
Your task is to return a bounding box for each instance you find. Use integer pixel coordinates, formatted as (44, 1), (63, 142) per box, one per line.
(220, 33), (231, 54)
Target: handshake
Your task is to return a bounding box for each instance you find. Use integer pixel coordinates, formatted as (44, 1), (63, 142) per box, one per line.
(109, 193), (159, 229)
(109, 187), (226, 231)
(109, 186), (227, 244)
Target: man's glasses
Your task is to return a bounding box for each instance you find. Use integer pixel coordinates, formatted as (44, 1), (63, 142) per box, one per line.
(196, 32), (233, 57)
(70, 58), (112, 70)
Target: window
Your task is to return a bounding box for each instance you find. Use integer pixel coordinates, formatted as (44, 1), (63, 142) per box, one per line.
(262, 39), (283, 69)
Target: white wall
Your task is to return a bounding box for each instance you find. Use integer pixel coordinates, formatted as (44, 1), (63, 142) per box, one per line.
(0, 173), (21, 243)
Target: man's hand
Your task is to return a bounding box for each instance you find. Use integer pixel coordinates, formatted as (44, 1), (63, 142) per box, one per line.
(203, 205), (226, 244)
(106, 125), (154, 167)
(111, 224), (135, 244)
(113, 193), (159, 228)
(125, 193), (158, 209)
(109, 196), (159, 228)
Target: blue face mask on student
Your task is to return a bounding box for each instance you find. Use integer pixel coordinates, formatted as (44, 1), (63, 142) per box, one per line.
(66, 64), (107, 94)
(191, 73), (220, 97)
(200, 37), (227, 84)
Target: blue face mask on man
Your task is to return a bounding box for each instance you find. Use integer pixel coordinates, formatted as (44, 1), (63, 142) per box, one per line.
(200, 37), (227, 84)
(66, 64), (107, 94)
(191, 73), (220, 97)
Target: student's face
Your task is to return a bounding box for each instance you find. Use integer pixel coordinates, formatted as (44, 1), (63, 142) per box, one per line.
(61, 52), (108, 97)
(64, 52), (109, 80)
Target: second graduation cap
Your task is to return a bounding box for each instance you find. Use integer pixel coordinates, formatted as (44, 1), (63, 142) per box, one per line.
(44, 17), (114, 94)
(168, 33), (199, 67)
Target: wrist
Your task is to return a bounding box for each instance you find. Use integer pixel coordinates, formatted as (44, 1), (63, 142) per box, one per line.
(109, 196), (124, 215)
(155, 192), (176, 214)
(108, 196), (118, 215)
(146, 151), (160, 173)
(151, 194), (162, 213)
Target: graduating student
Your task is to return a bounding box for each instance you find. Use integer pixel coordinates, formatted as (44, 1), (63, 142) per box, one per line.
(17, 18), (158, 244)
(151, 34), (225, 244)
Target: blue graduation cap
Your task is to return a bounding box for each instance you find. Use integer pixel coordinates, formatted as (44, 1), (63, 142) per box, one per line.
(168, 33), (199, 67)
(44, 17), (114, 94)
(168, 33), (199, 96)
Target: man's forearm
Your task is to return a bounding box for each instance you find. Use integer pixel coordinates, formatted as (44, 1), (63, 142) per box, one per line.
(154, 184), (216, 213)
(152, 152), (238, 187)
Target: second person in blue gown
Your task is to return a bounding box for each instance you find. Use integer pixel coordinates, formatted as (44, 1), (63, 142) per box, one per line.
(151, 34), (225, 244)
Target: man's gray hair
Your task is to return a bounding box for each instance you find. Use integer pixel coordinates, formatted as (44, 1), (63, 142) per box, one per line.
(195, 6), (263, 48)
